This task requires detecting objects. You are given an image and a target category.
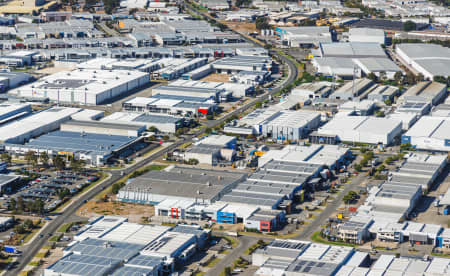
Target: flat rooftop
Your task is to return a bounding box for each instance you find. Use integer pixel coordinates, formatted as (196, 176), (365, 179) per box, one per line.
(122, 166), (245, 201)
(12, 130), (137, 156)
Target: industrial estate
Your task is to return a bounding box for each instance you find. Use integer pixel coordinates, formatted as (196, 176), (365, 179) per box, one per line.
(0, 0), (447, 276)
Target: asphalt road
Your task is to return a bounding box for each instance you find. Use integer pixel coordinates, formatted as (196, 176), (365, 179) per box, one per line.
(205, 235), (254, 276)
(296, 174), (367, 240)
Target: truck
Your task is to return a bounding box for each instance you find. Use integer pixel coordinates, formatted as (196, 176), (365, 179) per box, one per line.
(4, 246), (19, 254)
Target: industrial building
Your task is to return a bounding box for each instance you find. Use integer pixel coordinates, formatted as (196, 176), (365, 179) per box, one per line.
(396, 101), (431, 115)
(395, 43), (450, 80)
(330, 78), (375, 100)
(0, 175), (20, 194)
(312, 57), (357, 78)
(0, 107), (81, 144)
(170, 79), (255, 98)
(316, 116), (402, 145)
(101, 112), (186, 133)
(258, 144), (351, 170)
(117, 166), (246, 205)
(348, 28), (385, 44)
(211, 55), (272, 73)
(337, 216), (373, 244)
(366, 85), (399, 102)
(0, 72), (33, 91)
(275, 26), (332, 47)
(152, 85), (222, 102)
(402, 116), (450, 152)
(313, 42), (386, 58)
(291, 82), (333, 101)
(338, 100), (376, 116)
(397, 81), (447, 106)
(353, 58), (402, 79)
(4, 130), (142, 165)
(60, 120), (145, 137)
(46, 216), (211, 276)
(122, 95), (217, 117)
(260, 110), (321, 141)
(183, 135), (237, 165)
(224, 109), (321, 141)
(0, 103), (31, 125)
(9, 69), (150, 105)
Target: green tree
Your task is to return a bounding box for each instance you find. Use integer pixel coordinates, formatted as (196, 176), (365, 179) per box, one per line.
(32, 199), (45, 215)
(255, 101), (263, 108)
(187, 159), (199, 165)
(9, 198), (16, 211)
(354, 164), (362, 172)
(148, 126), (159, 133)
(0, 153), (11, 165)
(367, 72), (377, 81)
(223, 267), (232, 276)
(70, 158), (85, 172)
(24, 219), (34, 230)
(17, 197), (25, 212)
(58, 188), (70, 200)
(403, 20), (417, 32)
(53, 155), (66, 171)
(384, 98), (392, 106)
(14, 224), (26, 234)
(255, 17), (270, 30)
(393, 71), (403, 84)
(24, 151), (36, 166)
(40, 152), (49, 167)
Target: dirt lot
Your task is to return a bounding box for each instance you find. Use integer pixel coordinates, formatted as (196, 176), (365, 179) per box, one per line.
(222, 21), (258, 34)
(201, 73), (231, 82)
(77, 199), (155, 223)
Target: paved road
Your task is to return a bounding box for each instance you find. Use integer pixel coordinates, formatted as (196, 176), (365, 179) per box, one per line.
(296, 174), (367, 240)
(97, 22), (121, 37)
(206, 235), (254, 276)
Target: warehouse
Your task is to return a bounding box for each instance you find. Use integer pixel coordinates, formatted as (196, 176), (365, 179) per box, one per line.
(74, 216), (128, 241)
(140, 231), (196, 261)
(117, 166), (246, 205)
(348, 28), (385, 44)
(330, 78), (375, 100)
(224, 108), (278, 135)
(152, 85), (222, 102)
(0, 107), (81, 144)
(153, 58), (208, 80)
(313, 42), (386, 58)
(100, 222), (170, 245)
(395, 43), (450, 80)
(244, 209), (285, 232)
(385, 112), (418, 130)
(211, 55), (272, 73)
(338, 100), (376, 116)
(184, 135), (237, 165)
(170, 79), (255, 98)
(291, 82), (333, 100)
(0, 175), (20, 194)
(275, 26), (332, 47)
(389, 153), (447, 190)
(402, 116), (450, 152)
(60, 120), (145, 137)
(367, 85), (399, 102)
(252, 239), (311, 266)
(397, 81), (447, 106)
(0, 72), (33, 90)
(316, 116), (402, 145)
(220, 159), (322, 211)
(353, 58), (402, 79)
(70, 109), (104, 121)
(9, 69), (150, 105)
(229, 70), (271, 86)
(0, 103), (31, 125)
(396, 101), (431, 115)
(312, 57), (357, 78)
(101, 112), (186, 133)
(260, 110), (321, 141)
(5, 130), (142, 165)
(258, 144), (350, 170)
(122, 95), (217, 117)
